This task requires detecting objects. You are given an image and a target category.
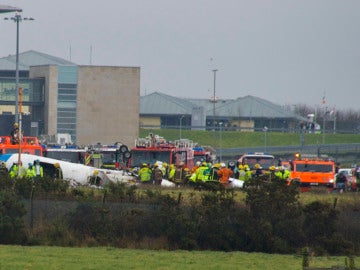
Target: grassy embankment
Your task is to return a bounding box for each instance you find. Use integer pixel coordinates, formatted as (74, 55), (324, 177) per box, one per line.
(0, 245), (357, 270)
(139, 128), (360, 148)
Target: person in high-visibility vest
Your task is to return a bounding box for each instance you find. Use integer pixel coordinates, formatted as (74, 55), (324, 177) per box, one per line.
(237, 164), (246, 181)
(275, 166), (290, 181)
(19, 163), (26, 178)
(168, 164), (176, 182)
(160, 162), (169, 180)
(195, 162), (209, 182)
(138, 163), (152, 184)
(26, 163), (35, 179)
(9, 163), (18, 178)
(33, 160), (44, 178)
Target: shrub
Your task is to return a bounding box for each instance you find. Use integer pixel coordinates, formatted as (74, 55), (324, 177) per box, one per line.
(13, 177), (34, 198)
(0, 190), (27, 244)
(0, 173), (13, 191)
(106, 182), (137, 202)
(301, 200), (353, 255)
(67, 202), (114, 245)
(33, 176), (69, 194)
(195, 189), (239, 251)
(244, 175), (304, 253)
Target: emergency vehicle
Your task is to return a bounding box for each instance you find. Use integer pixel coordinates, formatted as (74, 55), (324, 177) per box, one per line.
(0, 135), (43, 156)
(288, 152), (335, 190)
(44, 145), (85, 163)
(85, 143), (130, 169)
(237, 152), (276, 171)
(193, 146), (215, 164)
(44, 143), (130, 169)
(129, 133), (195, 169)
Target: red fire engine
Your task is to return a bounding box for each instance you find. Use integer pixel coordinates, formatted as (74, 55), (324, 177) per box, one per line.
(129, 134), (195, 169)
(193, 146), (215, 164)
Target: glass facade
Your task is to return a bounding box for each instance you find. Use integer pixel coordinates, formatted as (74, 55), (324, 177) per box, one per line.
(0, 77), (43, 104)
(0, 75), (45, 136)
(57, 66), (78, 143)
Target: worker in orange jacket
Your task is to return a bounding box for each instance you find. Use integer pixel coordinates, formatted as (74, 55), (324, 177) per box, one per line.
(217, 163), (233, 187)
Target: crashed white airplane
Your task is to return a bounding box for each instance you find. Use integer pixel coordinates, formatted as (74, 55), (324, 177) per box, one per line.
(0, 153), (243, 188)
(0, 153), (137, 186)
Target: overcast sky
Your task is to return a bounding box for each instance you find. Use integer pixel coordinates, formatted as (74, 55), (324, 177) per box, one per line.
(1, 0), (360, 110)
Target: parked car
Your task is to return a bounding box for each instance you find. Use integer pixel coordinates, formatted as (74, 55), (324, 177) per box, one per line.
(336, 168), (356, 191)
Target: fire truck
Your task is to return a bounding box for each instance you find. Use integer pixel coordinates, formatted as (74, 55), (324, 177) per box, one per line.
(288, 152), (335, 190)
(85, 143), (130, 169)
(129, 134), (195, 169)
(193, 145), (216, 164)
(44, 143), (131, 169)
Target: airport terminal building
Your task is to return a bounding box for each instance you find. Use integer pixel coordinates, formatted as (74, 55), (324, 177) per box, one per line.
(0, 50), (140, 147)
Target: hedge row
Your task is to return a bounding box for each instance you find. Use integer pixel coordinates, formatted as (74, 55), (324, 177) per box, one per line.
(0, 174), (357, 255)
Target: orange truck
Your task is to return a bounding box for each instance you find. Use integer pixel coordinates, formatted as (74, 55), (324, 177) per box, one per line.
(288, 153), (335, 190)
(0, 135), (43, 156)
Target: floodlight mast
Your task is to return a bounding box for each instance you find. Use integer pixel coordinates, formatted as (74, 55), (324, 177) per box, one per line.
(4, 13), (34, 123)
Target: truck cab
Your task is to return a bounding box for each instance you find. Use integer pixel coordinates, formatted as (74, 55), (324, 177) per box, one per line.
(288, 153), (335, 191)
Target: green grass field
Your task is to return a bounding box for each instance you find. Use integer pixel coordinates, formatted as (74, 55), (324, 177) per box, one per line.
(140, 128), (360, 148)
(0, 245), (356, 270)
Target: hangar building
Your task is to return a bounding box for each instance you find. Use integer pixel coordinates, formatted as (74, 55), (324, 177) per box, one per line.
(140, 92), (306, 132)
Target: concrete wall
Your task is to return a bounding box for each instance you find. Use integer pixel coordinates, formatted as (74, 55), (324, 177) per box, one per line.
(29, 65), (58, 136)
(76, 66), (140, 147)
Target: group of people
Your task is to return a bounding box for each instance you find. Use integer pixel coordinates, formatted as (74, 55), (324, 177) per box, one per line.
(1, 160), (63, 180)
(8, 160), (44, 179)
(137, 161), (190, 186)
(136, 160), (291, 188)
(188, 161), (235, 187)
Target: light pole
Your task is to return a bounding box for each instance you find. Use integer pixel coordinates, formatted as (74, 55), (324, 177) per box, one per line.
(4, 13), (34, 123)
(212, 69), (218, 147)
(179, 115), (185, 139)
(263, 126), (268, 152)
(219, 122), (223, 162)
(212, 69), (218, 128)
(322, 107), (327, 144)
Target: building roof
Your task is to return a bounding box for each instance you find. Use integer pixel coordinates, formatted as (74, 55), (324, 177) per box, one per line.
(214, 95), (301, 119)
(140, 92), (195, 115)
(141, 91), (304, 120)
(0, 50), (76, 70)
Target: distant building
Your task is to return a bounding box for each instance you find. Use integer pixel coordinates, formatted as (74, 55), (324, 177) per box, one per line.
(140, 92), (306, 131)
(0, 50), (140, 147)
